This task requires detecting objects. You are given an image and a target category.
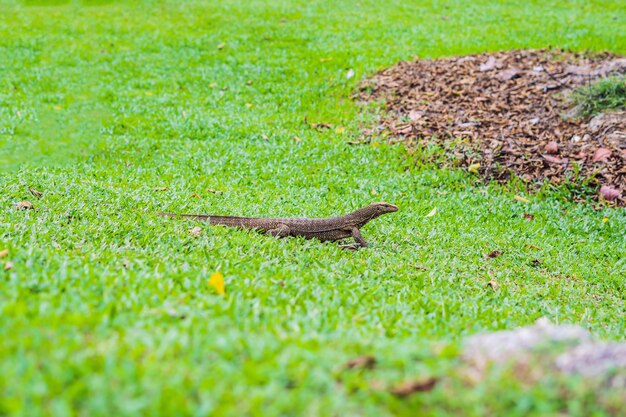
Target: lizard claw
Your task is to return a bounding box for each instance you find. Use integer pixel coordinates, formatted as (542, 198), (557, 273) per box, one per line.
(340, 243), (363, 251)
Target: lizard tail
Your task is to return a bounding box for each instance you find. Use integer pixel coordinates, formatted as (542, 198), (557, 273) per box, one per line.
(157, 212), (254, 227)
(157, 212), (211, 221)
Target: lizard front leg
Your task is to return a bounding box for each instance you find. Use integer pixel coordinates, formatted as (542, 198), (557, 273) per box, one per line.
(340, 227), (368, 250)
(266, 223), (291, 238)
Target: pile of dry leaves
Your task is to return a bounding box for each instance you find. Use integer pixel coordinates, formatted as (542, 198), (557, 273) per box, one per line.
(359, 49), (626, 205)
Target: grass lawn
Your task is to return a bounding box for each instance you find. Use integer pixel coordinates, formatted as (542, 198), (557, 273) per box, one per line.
(1, 0), (625, 415)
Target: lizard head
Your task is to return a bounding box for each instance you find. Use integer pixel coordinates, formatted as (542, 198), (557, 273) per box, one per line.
(369, 202), (399, 215)
(354, 202), (398, 224)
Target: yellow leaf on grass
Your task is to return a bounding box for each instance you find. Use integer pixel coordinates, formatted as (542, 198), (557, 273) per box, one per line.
(335, 126), (346, 134)
(514, 195), (530, 203)
(0, 249), (8, 258)
(468, 163), (480, 174)
(603, 217), (608, 223)
(209, 272), (225, 295)
(425, 207), (437, 217)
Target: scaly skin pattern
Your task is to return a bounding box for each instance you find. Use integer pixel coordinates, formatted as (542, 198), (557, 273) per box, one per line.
(158, 202), (398, 249)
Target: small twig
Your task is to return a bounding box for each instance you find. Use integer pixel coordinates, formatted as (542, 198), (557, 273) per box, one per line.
(543, 68), (572, 91)
(508, 79), (540, 92)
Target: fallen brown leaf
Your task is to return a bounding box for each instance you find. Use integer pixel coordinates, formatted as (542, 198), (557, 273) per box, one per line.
(207, 189), (223, 195)
(390, 377), (438, 397)
(303, 116), (331, 130)
(0, 249), (8, 258)
(344, 355), (376, 370)
(487, 250), (504, 259)
(408, 109), (423, 121)
(566, 64), (592, 75)
(523, 213), (534, 221)
(153, 186), (169, 191)
(599, 185), (621, 201)
(497, 67), (521, 80)
(544, 141), (558, 154)
(479, 56), (497, 72)
(487, 280), (499, 289)
(189, 226), (202, 236)
(15, 201), (34, 210)
(592, 148), (612, 163)
(29, 188), (43, 199)
(542, 154), (563, 164)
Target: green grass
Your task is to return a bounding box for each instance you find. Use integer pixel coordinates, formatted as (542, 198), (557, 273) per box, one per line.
(1, 0), (625, 416)
(572, 76), (626, 117)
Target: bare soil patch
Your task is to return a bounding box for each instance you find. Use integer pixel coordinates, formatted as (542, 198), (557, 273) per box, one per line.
(359, 49), (626, 205)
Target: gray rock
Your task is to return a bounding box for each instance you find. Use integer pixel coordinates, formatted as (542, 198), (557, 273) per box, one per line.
(556, 342), (626, 377)
(462, 318), (626, 388)
(463, 318), (591, 371)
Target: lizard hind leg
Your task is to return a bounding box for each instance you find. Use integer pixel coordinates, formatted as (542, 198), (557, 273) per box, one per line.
(266, 223), (291, 238)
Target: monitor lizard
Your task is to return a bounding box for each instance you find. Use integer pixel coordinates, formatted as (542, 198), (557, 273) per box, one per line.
(158, 202), (398, 250)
